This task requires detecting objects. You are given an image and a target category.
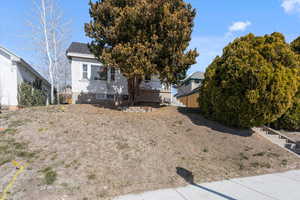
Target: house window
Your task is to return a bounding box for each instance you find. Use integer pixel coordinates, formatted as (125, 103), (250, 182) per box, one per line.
(195, 79), (201, 84)
(111, 67), (115, 81)
(96, 93), (106, 100)
(82, 64), (88, 79)
(145, 75), (151, 82)
(91, 65), (108, 81)
(33, 79), (42, 90)
(107, 94), (115, 99)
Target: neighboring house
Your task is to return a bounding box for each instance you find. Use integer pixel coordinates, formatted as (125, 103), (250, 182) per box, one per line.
(0, 45), (51, 110)
(66, 42), (171, 105)
(175, 72), (204, 108)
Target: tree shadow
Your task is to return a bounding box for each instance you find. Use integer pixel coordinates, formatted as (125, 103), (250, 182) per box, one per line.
(177, 107), (253, 137)
(176, 167), (238, 200)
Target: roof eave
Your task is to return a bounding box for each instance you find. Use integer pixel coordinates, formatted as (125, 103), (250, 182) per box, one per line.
(66, 52), (96, 60)
(19, 59), (51, 87)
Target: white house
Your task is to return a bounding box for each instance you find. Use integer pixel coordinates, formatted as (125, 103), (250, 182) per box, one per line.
(66, 42), (171, 105)
(0, 45), (51, 110)
(175, 72), (204, 98)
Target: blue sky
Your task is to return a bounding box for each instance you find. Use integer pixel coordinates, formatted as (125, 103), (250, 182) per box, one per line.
(1, 0), (300, 75)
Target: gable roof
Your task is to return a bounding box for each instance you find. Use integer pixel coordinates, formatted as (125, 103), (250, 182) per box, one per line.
(175, 71), (204, 88)
(184, 72), (205, 81)
(0, 45), (51, 86)
(67, 42), (91, 55)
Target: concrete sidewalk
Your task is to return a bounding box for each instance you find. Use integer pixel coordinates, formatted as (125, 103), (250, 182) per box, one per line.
(114, 170), (300, 200)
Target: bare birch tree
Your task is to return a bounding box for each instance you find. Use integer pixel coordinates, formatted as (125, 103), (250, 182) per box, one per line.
(27, 0), (71, 104)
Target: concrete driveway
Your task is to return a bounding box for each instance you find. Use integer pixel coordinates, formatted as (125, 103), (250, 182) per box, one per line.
(114, 170), (300, 200)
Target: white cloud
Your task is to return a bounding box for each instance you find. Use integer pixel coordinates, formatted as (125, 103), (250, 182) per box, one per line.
(282, 0), (300, 13)
(187, 21), (252, 74)
(229, 21), (251, 32)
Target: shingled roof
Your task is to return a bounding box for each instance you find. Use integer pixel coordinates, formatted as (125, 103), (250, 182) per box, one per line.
(181, 71), (205, 84)
(174, 71), (205, 88)
(67, 42), (92, 55)
(186, 72), (205, 80)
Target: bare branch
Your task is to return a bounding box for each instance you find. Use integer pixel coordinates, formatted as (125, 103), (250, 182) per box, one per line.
(25, 0), (71, 104)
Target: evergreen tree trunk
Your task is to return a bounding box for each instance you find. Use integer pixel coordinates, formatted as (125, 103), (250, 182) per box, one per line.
(128, 76), (142, 106)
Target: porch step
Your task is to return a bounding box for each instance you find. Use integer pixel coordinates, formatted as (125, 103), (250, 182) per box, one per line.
(253, 127), (300, 157)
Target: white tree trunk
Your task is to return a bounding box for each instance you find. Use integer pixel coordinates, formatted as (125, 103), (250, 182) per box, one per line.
(41, 0), (54, 104)
(27, 0), (71, 105)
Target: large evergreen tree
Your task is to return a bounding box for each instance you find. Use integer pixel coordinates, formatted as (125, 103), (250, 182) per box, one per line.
(198, 33), (299, 128)
(271, 36), (300, 131)
(85, 0), (198, 104)
(291, 36), (300, 54)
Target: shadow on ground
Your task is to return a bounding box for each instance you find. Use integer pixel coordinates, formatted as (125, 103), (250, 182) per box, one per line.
(177, 107), (253, 137)
(176, 167), (238, 200)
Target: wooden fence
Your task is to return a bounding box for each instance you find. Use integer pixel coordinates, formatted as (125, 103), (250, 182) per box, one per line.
(177, 92), (199, 108)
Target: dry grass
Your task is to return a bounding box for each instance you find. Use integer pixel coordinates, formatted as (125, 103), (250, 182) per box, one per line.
(0, 105), (299, 200)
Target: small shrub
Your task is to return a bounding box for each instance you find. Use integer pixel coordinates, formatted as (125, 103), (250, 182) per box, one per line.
(13, 142), (26, 150)
(267, 152), (280, 158)
(260, 162), (271, 168)
(16, 151), (35, 159)
(250, 162), (271, 168)
(253, 152), (266, 157)
(203, 148), (208, 153)
(41, 167), (57, 185)
(250, 162), (260, 168)
(2, 128), (17, 134)
(18, 82), (47, 107)
(87, 173), (97, 180)
(38, 128), (48, 132)
(239, 152), (249, 160)
(281, 159), (288, 166)
(65, 160), (79, 169)
(244, 146), (253, 152)
(238, 162), (245, 170)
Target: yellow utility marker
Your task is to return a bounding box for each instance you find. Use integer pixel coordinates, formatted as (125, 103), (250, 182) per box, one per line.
(0, 161), (26, 200)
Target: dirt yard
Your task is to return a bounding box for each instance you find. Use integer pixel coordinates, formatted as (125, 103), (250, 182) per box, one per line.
(0, 105), (299, 200)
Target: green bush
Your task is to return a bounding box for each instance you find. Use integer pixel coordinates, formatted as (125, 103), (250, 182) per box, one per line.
(198, 33), (299, 128)
(271, 36), (300, 131)
(271, 92), (300, 131)
(18, 83), (47, 107)
(291, 36), (300, 54)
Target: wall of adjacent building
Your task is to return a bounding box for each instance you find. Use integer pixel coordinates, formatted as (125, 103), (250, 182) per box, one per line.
(17, 63), (51, 105)
(0, 47), (51, 108)
(177, 79), (202, 97)
(0, 54), (18, 107)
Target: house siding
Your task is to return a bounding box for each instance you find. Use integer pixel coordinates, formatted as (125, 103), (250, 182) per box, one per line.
(17, 63), (38, 84)
(0, 54), (18, 106)
(70, 56), (171, 104)
(0, 47), (51, 108)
